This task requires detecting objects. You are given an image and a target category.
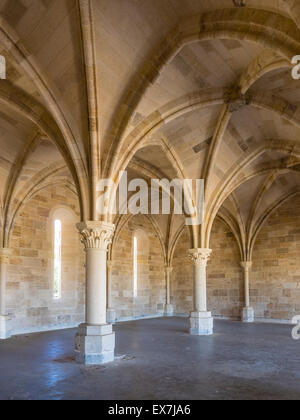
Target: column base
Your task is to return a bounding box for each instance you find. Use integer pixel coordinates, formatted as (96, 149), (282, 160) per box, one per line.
(189, 312), (213, 336)
(0, 315), (11, 340)
(164, 304), (174, 316)
(107, 308), (116, 324)
(242, 307), (254, 323)
(75, 323), (115, 365)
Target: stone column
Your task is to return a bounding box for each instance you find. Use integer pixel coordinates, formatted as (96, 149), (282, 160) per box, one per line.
(75, 221), (115, 365)
(188, 248), (213, 335)
(241, 261), (254, 323)
(0, 248), (11, 340)
(164, 266), (174, 316)
(106, 260), (116, 324)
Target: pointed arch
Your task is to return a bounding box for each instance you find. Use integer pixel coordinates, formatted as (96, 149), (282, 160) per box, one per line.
(169, 223), (193, 266)
(110, 213), (167, 266)
(0, 81), (87, 221)
(103, 8), (300, 178)
(4, 164), (75, 246)
(0, 19), (90, 220)
(249, 190), (300, 260)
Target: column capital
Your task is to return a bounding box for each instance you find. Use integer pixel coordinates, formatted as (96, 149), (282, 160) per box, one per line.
(165, 266), (173, 274)
(241, 261), (252, 271)
(0, 248), (10, 264)
(188, 248), (212, 266)
(77, 221), (115, 251)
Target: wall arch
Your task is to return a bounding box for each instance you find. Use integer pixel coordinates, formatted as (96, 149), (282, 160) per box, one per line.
(207, 217), (243, 320)
(7, 183), (84, 335)
(109, 214), (166, 321)
(0, 19), (90, 220)
(251, 193), (300, 321)
(204, 144), (300, 248)
(171, 218), (243, 318)
(48, 206), (81, 301)
(103, 8), (300, 178)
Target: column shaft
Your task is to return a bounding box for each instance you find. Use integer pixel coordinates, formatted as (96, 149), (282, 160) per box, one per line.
(106, 260), (116, 324)
(0, 248), (11, 339)
(85, 248), (107, 325)
(241, 261), (254, 323)
(166, 267), (172, 305)
(107, 260), (113, 310)
(194, 261), (207, 312)
(0, 258), (7, 315)
(244, 267), (250, 308)
(165, 266), (174, 316)
(188, 248), (213, 335)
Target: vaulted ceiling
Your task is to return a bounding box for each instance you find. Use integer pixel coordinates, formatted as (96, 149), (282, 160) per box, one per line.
(0, 0), (299, 259)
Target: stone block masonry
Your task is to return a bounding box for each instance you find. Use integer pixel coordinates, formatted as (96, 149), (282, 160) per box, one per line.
(7, 185), (85, 335)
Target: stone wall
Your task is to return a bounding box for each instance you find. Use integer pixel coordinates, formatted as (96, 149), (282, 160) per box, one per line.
(172, 229), (193, 315)
(172, 219), (243, 318)
(111, 215), (165, 321)
(251, 195), (300, 322)
(207, 218), (244, 319)
(7, 185), (85, 335)
(172, 197), (300, 323)
(6, 187), (300, 335)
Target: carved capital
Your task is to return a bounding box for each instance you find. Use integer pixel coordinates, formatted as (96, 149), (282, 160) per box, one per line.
(77, 222), (115, 251)
(241, 261), (252, 271)
(0, 248), (10, 265)
(188, 248), (212, 266)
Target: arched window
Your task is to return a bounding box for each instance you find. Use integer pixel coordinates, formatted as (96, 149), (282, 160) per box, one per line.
(50, 206), (80, 303)
(53, 219), (62, 299)
(132, 229), (149, 299)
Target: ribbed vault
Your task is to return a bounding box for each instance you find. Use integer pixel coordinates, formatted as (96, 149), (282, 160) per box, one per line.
(0, 0), (299, 261)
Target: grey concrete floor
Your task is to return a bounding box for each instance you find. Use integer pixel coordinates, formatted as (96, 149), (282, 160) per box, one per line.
(0, 317), (300, 400)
